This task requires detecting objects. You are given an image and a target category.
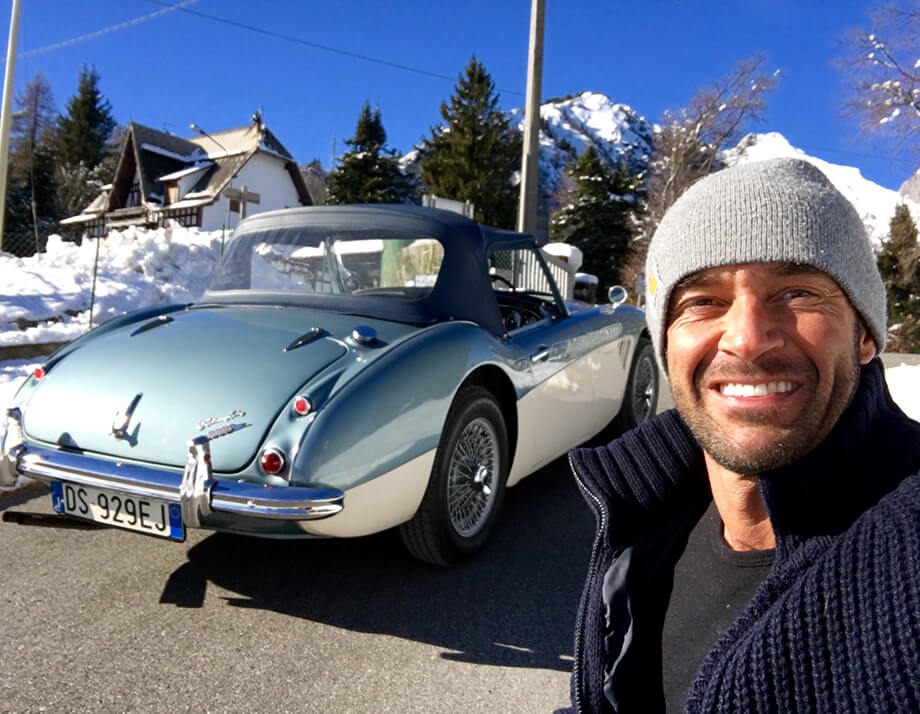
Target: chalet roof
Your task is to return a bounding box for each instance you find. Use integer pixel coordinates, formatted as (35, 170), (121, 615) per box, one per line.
(182, 123), (303, 202)
(125, 123), (207, 207)
(158, 163), (213, 182)
(63, 118), (312, 227)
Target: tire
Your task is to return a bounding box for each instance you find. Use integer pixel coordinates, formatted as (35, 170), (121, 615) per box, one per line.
(612, 336), (659, 432)
(399, 386), (509, 566)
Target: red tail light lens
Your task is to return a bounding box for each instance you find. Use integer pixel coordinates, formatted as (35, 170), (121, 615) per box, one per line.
(33, 366), (45, 380)
(292, 395), (313, 416)
(260, 448), (285, 475)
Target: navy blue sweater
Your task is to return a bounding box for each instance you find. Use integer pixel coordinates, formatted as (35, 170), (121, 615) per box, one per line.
(564, 359), (920, 713)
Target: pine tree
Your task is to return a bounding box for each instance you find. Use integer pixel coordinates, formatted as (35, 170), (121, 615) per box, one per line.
(549, 146), (639, 293)
(326, 103), (417, 205)
(54, 67), (117, 220)
(419, 56), (522, 229)
(878, 204), (920, 351)
(57, 66), (116, 171)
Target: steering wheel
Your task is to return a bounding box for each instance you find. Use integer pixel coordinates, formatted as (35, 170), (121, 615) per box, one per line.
(491, 274), (515, 290)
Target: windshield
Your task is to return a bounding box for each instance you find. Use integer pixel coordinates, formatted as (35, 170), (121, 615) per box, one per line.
(207, 226), (445, 300)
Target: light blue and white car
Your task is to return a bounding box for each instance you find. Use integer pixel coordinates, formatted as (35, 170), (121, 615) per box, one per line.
(1, 205), (657, 565)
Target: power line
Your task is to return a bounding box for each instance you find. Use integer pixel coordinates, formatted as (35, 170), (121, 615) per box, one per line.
(142, 0), (525, 97)
(2, 0), (199, 62)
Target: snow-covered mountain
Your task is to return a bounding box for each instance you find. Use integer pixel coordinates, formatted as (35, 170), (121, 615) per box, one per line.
(509, 91), (652, 203)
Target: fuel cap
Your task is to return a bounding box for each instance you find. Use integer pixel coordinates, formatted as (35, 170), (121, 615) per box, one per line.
(351, 325), (377, 345)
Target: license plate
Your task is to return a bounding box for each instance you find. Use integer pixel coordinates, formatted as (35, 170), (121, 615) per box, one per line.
(51, 481), (184, 541)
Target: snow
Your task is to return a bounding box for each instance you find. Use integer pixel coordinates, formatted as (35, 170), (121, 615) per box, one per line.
(543, 242), (584, 270)
(505, 91), (653, 206)
(0, 225), (224, 347)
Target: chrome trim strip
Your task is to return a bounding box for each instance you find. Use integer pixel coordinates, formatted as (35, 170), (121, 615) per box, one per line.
(130, 314), (173, 337)
(1, 408), (25, 487)
(8, 442), (344, 523)
(284, 327), (324, 352)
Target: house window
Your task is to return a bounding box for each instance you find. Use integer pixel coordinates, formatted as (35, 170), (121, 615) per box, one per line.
(162, 207), (201, 228)
(166, 184), (178, 205)
(125, 180), (141, 208)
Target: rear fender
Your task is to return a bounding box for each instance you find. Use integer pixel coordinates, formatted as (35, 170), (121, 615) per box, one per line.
(290, 322), (521, 493)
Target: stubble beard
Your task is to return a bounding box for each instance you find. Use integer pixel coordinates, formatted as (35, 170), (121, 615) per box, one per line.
(671, 339), (863, 477)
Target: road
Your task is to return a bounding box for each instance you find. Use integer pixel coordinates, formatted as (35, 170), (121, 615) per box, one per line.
(0, 455), (592, 714)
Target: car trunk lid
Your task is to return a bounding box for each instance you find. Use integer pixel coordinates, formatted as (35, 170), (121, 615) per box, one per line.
(22, 306), (360, 471)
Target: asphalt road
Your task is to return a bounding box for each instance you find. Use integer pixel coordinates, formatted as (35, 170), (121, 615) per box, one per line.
(0, 455), (592, 714)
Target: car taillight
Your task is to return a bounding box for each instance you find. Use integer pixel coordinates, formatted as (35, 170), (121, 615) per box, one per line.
(260, 448), (285, 475)
(33, 366), (45, 380)
(292, 395), (313, 416)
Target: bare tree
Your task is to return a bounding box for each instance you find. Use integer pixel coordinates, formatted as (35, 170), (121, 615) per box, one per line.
(839, 3), (920, 154)
(622, 55), (779, 289)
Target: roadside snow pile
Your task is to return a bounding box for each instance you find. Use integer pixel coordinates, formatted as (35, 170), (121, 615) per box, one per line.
(0, 225), (224, 347)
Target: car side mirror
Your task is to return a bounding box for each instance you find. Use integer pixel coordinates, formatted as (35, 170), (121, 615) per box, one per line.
(608, 285), (628, 308)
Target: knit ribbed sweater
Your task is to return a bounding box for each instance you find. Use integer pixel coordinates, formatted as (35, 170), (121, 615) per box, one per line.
(564, 359), (920, 713)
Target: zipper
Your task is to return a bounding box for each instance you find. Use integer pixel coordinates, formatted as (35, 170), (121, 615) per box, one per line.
(569, 452), (608, 714)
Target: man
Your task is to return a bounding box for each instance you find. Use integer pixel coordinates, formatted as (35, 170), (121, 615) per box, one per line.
(562, 158), (920, 713)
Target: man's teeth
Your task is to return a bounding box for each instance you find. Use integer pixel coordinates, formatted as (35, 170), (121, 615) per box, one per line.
(719, 382), (795, 397)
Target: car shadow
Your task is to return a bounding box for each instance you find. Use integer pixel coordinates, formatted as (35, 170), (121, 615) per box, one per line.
(159, 456), (594, 671)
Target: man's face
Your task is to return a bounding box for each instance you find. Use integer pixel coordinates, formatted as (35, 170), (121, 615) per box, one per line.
(665, 262), (877, 475)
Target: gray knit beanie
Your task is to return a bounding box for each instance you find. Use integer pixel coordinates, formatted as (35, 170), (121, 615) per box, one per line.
(644, 157), (886, 373)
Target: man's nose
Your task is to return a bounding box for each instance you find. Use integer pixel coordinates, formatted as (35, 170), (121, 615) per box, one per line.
(717, 297), (784, 361)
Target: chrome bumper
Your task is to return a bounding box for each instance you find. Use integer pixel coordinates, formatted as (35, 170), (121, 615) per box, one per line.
(1, 408), (343, 526)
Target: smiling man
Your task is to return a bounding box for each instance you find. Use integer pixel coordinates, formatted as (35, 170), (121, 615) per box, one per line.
(560, 158), (920, 713)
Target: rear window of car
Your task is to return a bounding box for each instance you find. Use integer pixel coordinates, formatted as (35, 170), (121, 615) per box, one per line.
(208, 227), (445, 301)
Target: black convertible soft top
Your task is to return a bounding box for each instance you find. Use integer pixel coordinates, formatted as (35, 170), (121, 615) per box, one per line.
(203, 204), (541, 336)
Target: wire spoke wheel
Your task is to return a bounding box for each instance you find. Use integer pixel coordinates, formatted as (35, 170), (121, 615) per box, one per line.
(399, 385), (508, 566)
(447, 416), (499, 537)
(611, 336), (659, 434)
(630, 349), (657, 424)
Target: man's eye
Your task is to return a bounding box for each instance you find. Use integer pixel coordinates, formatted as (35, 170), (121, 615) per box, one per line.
(688, 297), (717, 308)
(781, 289), (815, 300)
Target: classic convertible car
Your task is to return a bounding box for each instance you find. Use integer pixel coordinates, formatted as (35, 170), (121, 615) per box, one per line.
(1, 205), (657, 564)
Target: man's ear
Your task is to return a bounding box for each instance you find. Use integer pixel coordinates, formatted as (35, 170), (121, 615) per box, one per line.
(858, 325), (876, 365)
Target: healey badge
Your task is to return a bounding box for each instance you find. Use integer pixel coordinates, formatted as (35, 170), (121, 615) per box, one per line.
(111, 393), (143, 440)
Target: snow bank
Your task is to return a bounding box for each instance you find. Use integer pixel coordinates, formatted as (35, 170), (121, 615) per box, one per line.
(0, 224), (224, 347)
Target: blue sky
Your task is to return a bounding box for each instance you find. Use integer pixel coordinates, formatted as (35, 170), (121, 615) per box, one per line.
(1, 0), (914, 191)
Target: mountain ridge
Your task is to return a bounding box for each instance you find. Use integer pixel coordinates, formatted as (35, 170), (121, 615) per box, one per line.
(511, 91), (918, 247)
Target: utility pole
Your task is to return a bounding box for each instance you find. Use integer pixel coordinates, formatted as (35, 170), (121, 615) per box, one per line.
(516, 0), (544, 236)
(0, 0), (22, 251)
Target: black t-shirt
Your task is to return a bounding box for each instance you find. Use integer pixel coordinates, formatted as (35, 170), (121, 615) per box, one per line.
(661, 501), (775, 713)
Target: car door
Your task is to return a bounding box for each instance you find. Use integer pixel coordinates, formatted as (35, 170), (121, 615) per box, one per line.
(489, 246), (597, 483)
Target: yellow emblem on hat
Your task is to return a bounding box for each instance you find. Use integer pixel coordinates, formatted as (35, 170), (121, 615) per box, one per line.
(648, 267), (658, 298)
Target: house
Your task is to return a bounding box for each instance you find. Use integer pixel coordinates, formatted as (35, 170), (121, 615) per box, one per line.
(61, 114), (312, 236)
